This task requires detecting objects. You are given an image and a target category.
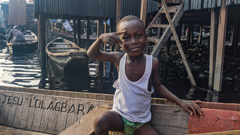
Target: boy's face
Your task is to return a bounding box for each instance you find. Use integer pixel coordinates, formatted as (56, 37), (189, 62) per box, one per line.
(118, 20), (146, 57)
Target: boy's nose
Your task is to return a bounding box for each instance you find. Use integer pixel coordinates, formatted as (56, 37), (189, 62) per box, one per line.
(130, 38), (137, 44)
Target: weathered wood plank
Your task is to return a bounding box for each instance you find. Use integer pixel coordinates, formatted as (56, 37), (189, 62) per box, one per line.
(45, 96), (60, 134)
(38, 95), (53, 133)
(151, 105), (188, 135)
(5, 92), (20, 127)
(207, 8), (218, 101)
(12, 93), (26, 128)
(31, 94), (46, 132)
(212, 0), (228, 101)
(0, 91), (13, 125)
(19, 93), (33, 129)
(0, 90), (7, 124)
(54, 97), (71, 134)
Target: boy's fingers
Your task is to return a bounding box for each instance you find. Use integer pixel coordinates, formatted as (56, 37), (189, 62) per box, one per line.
(114, 30), (126, 36)
(193, 102), (203, 115)
(111, 35), (123, 44)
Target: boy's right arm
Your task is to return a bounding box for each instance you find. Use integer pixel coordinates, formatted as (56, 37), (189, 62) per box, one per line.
(87, 31), (125, 64)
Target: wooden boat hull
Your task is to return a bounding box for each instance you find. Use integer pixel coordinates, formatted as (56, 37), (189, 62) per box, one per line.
(0, 86), (239, 135)
(7, 30), (38, 55)
(46, 37), (89, 77)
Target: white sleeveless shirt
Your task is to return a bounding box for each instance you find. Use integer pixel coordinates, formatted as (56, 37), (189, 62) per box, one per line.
(111, 54), (154, 123)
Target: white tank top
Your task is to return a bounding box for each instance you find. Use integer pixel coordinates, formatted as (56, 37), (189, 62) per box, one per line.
(112, 54), (154, 123)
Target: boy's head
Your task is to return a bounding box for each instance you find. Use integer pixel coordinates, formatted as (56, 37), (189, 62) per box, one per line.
(117, 15), (147, 57)
(117, 15), (145, 32)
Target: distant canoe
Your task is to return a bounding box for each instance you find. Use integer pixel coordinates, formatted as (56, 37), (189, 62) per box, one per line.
(6, 30), (38, 55)
(46, 37), (89, 77)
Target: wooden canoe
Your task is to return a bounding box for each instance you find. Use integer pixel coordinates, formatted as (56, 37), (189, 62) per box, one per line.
(6, 30), (38, 55)
(46, 37), (89, 77)
(0, 86), (239, 135)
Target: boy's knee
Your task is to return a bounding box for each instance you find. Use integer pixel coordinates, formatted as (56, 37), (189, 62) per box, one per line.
(94, 112), (110, 131)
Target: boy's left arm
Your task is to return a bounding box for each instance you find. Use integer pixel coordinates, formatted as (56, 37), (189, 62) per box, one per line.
(152, 58), (203, 116)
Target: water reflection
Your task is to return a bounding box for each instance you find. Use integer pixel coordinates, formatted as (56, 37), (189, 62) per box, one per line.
(0, 45), (41, 88)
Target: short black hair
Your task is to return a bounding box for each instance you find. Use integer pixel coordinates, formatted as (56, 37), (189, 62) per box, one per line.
(117, 15), (145, 32)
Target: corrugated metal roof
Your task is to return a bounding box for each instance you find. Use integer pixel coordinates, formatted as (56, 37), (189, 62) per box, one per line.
(184, 0), (240, 11)
(34, 0), (159, 19)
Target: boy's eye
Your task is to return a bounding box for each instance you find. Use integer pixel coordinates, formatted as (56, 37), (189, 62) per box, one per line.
(122, 36), (129, 41)
(136, 34), (143, 38)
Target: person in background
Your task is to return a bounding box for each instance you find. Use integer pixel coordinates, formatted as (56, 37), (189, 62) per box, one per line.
(7, 25), (25, 43)
(87, 15), (203, 135)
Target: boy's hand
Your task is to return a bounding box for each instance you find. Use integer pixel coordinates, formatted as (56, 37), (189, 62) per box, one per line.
(179, 100), (203, 116)
(99, 30), (126, 46)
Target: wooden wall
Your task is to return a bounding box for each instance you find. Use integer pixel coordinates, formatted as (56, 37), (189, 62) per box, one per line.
(9, 0), (26, 25)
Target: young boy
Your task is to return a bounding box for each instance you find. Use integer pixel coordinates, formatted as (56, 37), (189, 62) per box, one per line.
(87, 15), (202, 135)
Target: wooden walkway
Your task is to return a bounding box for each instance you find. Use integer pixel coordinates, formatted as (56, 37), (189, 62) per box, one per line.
(0, 125), (49, 135)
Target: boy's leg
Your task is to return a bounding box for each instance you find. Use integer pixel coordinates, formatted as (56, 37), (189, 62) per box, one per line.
(134, 123), (160, 135)
(94, 111), (124, 135)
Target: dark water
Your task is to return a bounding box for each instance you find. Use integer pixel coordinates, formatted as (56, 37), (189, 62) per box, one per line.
(0, 43), (239, 103)
(0, 45), (41, 88)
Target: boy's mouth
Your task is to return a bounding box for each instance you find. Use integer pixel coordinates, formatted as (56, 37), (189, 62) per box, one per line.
(129, 45), (141, 52)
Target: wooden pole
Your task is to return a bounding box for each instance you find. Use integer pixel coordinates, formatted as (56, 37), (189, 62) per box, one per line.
(232, 17), (240, 58)
(115, 0), (122, 51)
(207, 8), (218, 101)
(77, 19), (81, 47)
(38, 14), (46, 88)
(197, 25), (203, 45)
(116, 0), (122, 24)
(140, 0), (148, 26)
(86, 19), (90, 49)
(73, 19), (76, 44)
(162, 0), (196, 87)
(212, 0), (228, 102)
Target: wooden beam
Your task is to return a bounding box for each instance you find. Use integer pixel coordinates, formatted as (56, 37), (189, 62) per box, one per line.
(207, 8), (218, 101)
(77, 19), (81, 47)
(38, 14), (47, 89)
(115, 0), (122, 51)
(73, 19), (76, 44)
(161, 0), (196, 87)
(150, 4), (184, 57)
(212, 0), (228, 102)
(232, 17), (240, 58)
(116, 0), (122, 24)
(86, 19), (90, 49)
(140, 0), (148, 26)
(197, 25), (203, 45)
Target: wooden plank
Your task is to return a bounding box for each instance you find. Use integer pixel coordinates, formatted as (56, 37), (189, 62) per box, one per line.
(19, 93), (33, 129)
(77, 19), (81, 47)
(161, 1), (196, 86)
(45, 96), (61, 134)
(232, 17), (240, 58)
(65, 98), (81, 130)
(59, 107), (112, 135)
(54, 97), (71, 134)
(0, 91), (13, 125)
(212, 0), (228, 102)
(140, 0), (148, 26)
(0, 90), (6, 124)
(38, 95), (54, 133)
(207, 8), (218, 101)
(5, 92), (20, 127)
(31, 94), (47, 132)
(151, 105), (188, 135)
(25, 94), (37, 130)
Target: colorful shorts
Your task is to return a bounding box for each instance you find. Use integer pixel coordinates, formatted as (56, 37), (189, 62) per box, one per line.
(121, 116), (145, 135)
